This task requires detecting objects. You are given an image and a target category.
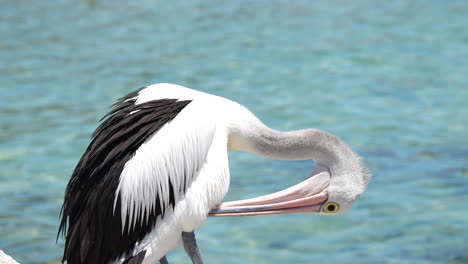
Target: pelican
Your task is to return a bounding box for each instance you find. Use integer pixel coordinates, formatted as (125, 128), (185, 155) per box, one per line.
(58, 83), (370, 264)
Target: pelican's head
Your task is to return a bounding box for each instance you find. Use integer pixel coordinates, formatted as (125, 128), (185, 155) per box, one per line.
(209, 163), (370, 217)
(209, 131), (371, 217)
(319, 159), (371, 215)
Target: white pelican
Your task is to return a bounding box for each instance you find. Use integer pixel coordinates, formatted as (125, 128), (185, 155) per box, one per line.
(58, 83), (370, 264)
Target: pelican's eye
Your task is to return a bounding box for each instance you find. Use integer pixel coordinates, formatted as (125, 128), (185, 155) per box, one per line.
(323, 202), (340, 213)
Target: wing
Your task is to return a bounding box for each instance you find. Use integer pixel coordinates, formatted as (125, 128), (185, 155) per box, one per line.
(58, 86), (215, 264)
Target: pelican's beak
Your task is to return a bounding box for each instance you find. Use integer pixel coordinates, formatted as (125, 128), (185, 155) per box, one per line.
(209, 165), (330, 217)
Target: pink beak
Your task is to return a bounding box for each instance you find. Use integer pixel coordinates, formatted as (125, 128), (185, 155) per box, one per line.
(208, 165), (330, 217)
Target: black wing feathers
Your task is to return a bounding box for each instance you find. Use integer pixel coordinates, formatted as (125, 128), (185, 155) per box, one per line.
(58, 87), (191, 264)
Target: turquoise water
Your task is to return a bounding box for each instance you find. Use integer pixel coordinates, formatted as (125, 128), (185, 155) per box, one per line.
(1, 1), (468, 263)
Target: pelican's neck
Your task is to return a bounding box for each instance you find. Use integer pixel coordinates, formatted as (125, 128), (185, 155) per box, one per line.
(226, 105), (358, 176)
(223, 102), (370, 215)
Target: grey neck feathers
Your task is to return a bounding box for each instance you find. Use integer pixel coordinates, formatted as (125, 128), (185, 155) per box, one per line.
(227, 108), (361, 177)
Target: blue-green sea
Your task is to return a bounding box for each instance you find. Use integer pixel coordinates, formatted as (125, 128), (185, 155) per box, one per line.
(1, 1), (467, 263)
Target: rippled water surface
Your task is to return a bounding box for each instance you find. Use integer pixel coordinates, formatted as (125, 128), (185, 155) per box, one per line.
(1, 1), (467, 263)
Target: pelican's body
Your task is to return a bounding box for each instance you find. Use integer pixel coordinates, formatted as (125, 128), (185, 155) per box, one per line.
(59, 83), (370, 264)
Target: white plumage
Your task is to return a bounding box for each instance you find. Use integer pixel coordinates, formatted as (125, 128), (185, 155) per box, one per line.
(115, 84), (234, 262)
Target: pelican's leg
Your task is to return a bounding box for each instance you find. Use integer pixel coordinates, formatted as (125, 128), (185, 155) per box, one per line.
(182, 231), (205, 264)
(159, 255), (169, 264)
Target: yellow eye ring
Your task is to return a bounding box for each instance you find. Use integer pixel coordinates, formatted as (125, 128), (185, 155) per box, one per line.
(323, 202), (340, 213)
